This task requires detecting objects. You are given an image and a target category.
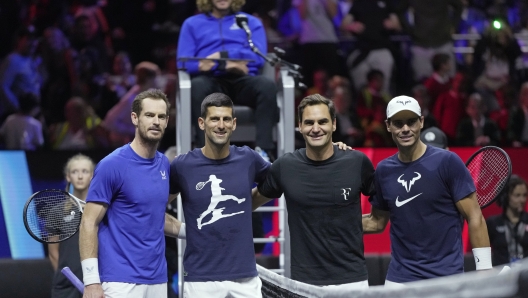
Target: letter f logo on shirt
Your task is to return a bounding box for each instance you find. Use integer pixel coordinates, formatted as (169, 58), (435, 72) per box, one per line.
(341, 188), (352, 200)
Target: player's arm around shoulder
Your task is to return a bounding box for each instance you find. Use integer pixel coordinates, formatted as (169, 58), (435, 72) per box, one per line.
(79, 202), (108, 298)
(253, 153), (284, 210)
(362, 206), (390, 234)
(252, 187), (273, 211)
(333, 141), (353, 151)
(456, 192), (492, 270)
(165, 193), (185, 239)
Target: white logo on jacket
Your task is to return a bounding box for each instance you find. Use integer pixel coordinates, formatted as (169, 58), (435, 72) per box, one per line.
(160, 171), (167, 180)
(229, 22), (241, 30)
(196, 175), (245, 229)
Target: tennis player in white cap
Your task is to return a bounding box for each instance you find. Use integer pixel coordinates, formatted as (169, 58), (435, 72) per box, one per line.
(362, 95), (492, 287)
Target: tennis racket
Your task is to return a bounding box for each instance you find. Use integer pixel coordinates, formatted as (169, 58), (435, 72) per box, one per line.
(61, 267), (84, 293)
(196, 180), (211, 190)
(465, 146), (512, 208)
(23, 189), (85, 243)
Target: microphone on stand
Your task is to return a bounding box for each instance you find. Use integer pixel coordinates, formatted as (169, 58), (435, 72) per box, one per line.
(235, 13), (274, 65)
(235, 14), (252, 39)
(235, 14), (304, 89)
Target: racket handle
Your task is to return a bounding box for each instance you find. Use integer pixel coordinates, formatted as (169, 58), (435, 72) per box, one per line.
(61, 267), (84, 293)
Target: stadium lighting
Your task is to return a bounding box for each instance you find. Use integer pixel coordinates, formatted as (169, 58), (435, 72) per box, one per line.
(493, 20), (502, 29)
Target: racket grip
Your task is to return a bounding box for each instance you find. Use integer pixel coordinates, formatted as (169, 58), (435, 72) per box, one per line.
(61, 267), (84, 293)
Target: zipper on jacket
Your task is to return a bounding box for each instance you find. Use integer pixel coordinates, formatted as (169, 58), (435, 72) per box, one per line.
(219, 17), (225, 51)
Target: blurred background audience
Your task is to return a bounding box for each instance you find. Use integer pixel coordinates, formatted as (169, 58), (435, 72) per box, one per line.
(0, 0), (528, 151)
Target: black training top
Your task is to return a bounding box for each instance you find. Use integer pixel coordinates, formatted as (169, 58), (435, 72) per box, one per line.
(258, 146), (375, 286)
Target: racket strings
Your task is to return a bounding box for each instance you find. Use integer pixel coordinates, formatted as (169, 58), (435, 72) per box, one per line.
(467, 150), (510, 207)
(25, 191), (82, 242)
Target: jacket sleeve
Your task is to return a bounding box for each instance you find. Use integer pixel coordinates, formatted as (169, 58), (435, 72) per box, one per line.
(176, 20), (202, 75)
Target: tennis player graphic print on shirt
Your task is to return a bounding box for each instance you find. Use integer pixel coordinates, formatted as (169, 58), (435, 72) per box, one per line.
(196, 174), (246, 229)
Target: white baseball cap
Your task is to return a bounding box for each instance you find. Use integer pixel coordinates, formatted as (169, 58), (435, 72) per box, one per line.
(386, 95), (422, 119)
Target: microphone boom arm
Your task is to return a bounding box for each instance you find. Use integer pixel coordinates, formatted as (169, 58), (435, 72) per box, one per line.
(235, 13), (304, 89)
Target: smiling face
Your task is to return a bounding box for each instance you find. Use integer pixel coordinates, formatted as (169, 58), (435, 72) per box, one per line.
(199, 106), (236, 147)
(132, 97), (169, 145)
(299, 104), (336, 150)
(386, 110), (424, 148)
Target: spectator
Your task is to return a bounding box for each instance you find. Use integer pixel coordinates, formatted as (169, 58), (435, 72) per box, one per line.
(455, 0), (488, 68)
(103, 61), (160, 147)
(507, 82), (528, 147)
(455, 92), (501, 146)
(356, 70), (391, 122)
(432, 72), (468, 143)
(423, 53), (453, 110)
(397, 0), (462, 82)
(356, 70), (391, 147)
(341, 0), (401, 93)
(294, 0), (342, 87)
(176, 0), (279, 161)
(304, 69), (329, 97)
(277, 0), (302, 42)
(74, 0), (113, 57)
(40, 26), (77, 125)
(486, 175), (528, 267)
(331, 84), (364, 147)
(413, 84), (438, 131)
(0, 26), (42, 123)
(98, 52), (136, 119)
(48, 97), (108, 150)
(472, 20), (523, 113)
(0, 93), (44, 150)
(69, 15), (109, 106)
(49, 154), (95, 298)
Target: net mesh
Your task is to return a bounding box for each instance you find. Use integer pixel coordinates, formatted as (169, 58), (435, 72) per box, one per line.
(24, 190), (83, 242)
(258, 259), (528, 298)
(466, 148), (510, 208)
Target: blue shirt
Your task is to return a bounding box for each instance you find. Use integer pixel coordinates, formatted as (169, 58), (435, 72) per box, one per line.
(169, 146), (270, 282)
(370, 146), (475, 282)
(176, 12), (266, 76)
(87, 144), (170, 284)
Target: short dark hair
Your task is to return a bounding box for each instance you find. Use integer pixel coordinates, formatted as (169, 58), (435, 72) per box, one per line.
(367, 69), (384, 82)
(132, 88), (170, 115)
(297, 94), (336, 122)
(497, 174), (527, 211)
(431, 53), (450, 71)
(200, 93), (234, 118)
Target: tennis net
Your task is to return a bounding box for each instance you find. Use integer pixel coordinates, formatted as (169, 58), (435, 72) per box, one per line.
(258, 258), (528, 298)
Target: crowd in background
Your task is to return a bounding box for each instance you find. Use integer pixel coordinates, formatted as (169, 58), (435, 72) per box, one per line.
(1, 0), (528, 152)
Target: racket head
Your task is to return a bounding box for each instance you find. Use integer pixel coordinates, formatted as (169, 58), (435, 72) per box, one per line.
(465, 146), (512, 208)
(23, 189), (84, 243)
(196, 181), (209, 190)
